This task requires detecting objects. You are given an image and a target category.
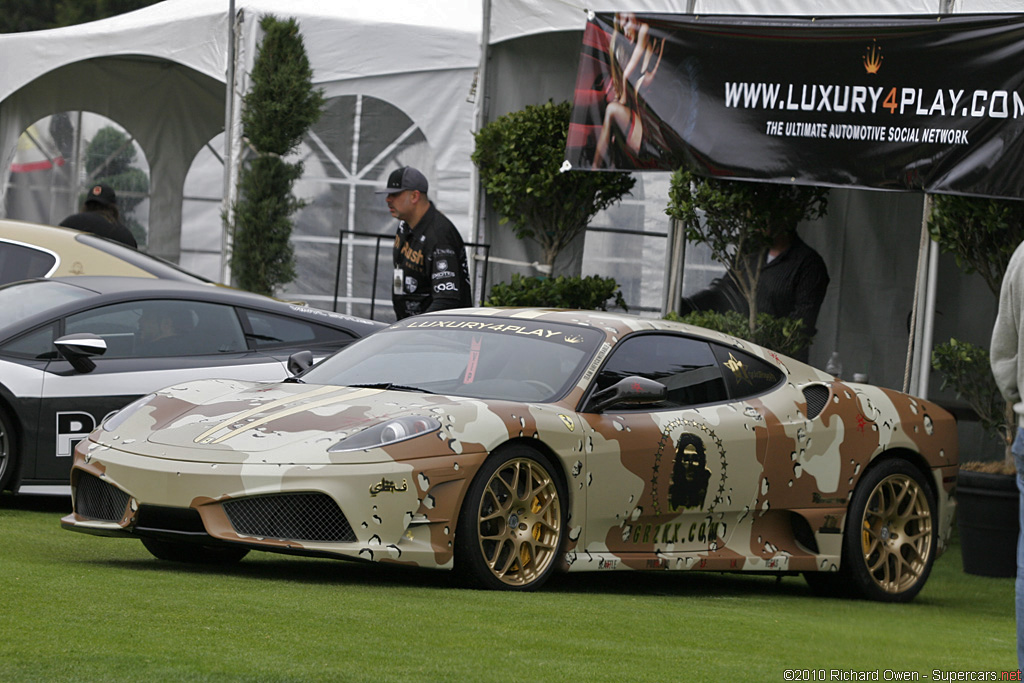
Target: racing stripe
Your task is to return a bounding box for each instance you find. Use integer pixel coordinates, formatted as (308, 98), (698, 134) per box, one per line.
(195, 387), (383, 444)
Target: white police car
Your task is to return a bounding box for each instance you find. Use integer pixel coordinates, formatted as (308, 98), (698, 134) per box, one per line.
(0, 276), (384, 494)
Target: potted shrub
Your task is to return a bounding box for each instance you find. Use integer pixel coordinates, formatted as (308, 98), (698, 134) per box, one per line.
(664, 309), (810, 360)
(485, 273), (627, 311)
(928, 193), (1024, 577)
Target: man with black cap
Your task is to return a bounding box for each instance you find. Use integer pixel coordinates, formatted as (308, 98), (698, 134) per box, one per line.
(59, 183), (138, 248)
(379, 166), (471, 320)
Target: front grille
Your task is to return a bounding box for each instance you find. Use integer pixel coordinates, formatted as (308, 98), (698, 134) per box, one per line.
(222, 493), (356, 543)
(802, 384), (831, 420)
(76, 472), (131, 522)
(135, 505), (206, 534)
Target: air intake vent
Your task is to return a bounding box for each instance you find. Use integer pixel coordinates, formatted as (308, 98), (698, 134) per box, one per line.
(76, 472), (131, 522)
(223, 493), (356, 543)
(802, 384), (831, 420)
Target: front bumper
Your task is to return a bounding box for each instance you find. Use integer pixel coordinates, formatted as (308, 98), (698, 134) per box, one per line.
(61, 438), (487, 568)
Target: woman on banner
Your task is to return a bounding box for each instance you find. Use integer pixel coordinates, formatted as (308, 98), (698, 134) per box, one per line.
(591, 12), (667, 170)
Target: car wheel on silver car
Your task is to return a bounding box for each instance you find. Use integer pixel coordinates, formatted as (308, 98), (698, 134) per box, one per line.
(0, 406), (16, 492)
(455, 446), (567, 591)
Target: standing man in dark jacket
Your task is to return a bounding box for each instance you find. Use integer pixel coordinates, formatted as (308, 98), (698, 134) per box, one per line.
(680, 228), (829, 362)
(379, 166), (472, 320)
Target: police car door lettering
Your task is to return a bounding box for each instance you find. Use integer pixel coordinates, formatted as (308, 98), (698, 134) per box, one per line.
(56, 411), (96, 457)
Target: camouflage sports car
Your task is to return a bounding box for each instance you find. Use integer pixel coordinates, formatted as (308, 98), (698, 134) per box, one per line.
(62, 308), (957, 601)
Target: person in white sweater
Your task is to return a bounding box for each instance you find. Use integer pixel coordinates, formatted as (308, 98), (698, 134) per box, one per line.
(990, 238), (1024, 670)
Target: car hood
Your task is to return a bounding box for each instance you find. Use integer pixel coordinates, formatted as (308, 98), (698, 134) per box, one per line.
(97, 378), (514, 464)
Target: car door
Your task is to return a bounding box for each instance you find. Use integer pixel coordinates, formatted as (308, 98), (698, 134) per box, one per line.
(32, 299), (288, 485)
(580, 332), (771, 569)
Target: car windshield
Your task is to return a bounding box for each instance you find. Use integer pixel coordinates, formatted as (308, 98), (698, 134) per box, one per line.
(303, 316), (605, 402)
(0, 279), (94, 327)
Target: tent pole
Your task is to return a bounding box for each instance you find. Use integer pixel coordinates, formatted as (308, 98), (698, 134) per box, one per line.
(220, 0), (237, 285)
(469, 0), (491, 306)
(906, 193), (935, 395)
(918, 218), (940, 397)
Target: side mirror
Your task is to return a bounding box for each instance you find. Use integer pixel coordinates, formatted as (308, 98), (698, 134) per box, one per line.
(287, 350), (314, 376)
(54, 333), (107, 374)
(589, 375), (667, 413)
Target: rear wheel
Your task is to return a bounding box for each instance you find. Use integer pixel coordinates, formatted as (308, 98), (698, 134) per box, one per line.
(455, 446), (566, 591)
(807, 459), (936, 602)
(0, 406), (18, 493)
(141, 537), (249, 564)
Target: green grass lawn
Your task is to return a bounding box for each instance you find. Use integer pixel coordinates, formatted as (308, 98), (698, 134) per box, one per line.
(0, 493), (1016, 682)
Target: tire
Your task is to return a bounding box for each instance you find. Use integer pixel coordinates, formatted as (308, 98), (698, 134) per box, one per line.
(455, 446), (567, 591)
(819, 458), (937, 602)
(0, 406), (18, 493)
(141, 537), (249, 564)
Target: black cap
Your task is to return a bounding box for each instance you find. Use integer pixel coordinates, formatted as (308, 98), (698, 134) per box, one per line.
(85, 183), (116, 207)
(376, 166), (428, 194)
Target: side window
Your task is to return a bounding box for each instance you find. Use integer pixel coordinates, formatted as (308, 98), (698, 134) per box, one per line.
(65, 303), (141, 358)
(712, 345), (784, 400)
(0, 323), (59, 360)
(65, 300), (246, 358)
(0, 241), (57, 286)
(239, 309), (355, 351)
(595, 333), (727, 408)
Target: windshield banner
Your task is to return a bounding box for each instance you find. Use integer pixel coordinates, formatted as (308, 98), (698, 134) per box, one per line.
(565, 12), (1024, 199)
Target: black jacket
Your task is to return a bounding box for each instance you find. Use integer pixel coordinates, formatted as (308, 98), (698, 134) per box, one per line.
(60, 212), (137, 249)
(682, 235), (829, 359)
(392, 204), (472, 319)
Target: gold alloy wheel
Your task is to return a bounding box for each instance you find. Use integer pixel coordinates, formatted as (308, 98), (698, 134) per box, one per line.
(859, 472), (933, 595)
(475, 457), (562, 587)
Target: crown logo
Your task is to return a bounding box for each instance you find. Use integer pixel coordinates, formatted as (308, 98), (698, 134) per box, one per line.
(863, 39), (883, 75)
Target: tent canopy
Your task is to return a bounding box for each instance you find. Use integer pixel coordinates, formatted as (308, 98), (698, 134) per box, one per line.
(0, 0), (482, 263)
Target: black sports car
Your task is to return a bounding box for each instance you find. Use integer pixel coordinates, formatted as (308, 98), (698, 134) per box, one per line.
(0, 276), (384, 494)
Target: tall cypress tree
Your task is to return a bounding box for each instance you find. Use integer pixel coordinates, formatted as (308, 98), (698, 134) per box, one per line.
(229, 15), (324, 296)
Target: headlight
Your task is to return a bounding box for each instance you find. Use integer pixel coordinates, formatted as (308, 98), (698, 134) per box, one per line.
(103, 394), (157, 432)
(328, 416), (440, 452)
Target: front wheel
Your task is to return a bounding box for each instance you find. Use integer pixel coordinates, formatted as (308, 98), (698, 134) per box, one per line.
(142, 537), (249, 564)
(0, 406), (18, 493)
(455, 446), (567, 591)
(834, 458), (937, 602)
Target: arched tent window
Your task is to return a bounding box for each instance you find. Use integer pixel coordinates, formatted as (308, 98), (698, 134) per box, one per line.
(287, 94), (434, 320)
(182, 94), (434, 321)
(5, 112), (151, 247)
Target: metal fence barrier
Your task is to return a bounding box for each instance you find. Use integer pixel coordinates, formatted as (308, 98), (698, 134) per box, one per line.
(332, 229), (490, 319)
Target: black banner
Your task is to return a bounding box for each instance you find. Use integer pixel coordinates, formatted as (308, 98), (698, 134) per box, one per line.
(565, 12), (1024, 199)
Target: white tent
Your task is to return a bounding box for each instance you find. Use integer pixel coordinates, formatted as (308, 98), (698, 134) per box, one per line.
(0, 0), (482, 272)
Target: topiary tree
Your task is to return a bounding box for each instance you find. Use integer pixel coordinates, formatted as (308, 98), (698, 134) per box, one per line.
(928, 194), (1024, 470)
(665, 170), (828, 335)
(228, 15), (325, 296)
(472, 100), (636, 271)
(928, 194), (1024, 298)
(485, 273), (627, 311)
(83, 126), (150, 246)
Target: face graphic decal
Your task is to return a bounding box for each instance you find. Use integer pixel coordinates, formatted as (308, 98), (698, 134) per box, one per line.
(669, 433), (711, 511)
